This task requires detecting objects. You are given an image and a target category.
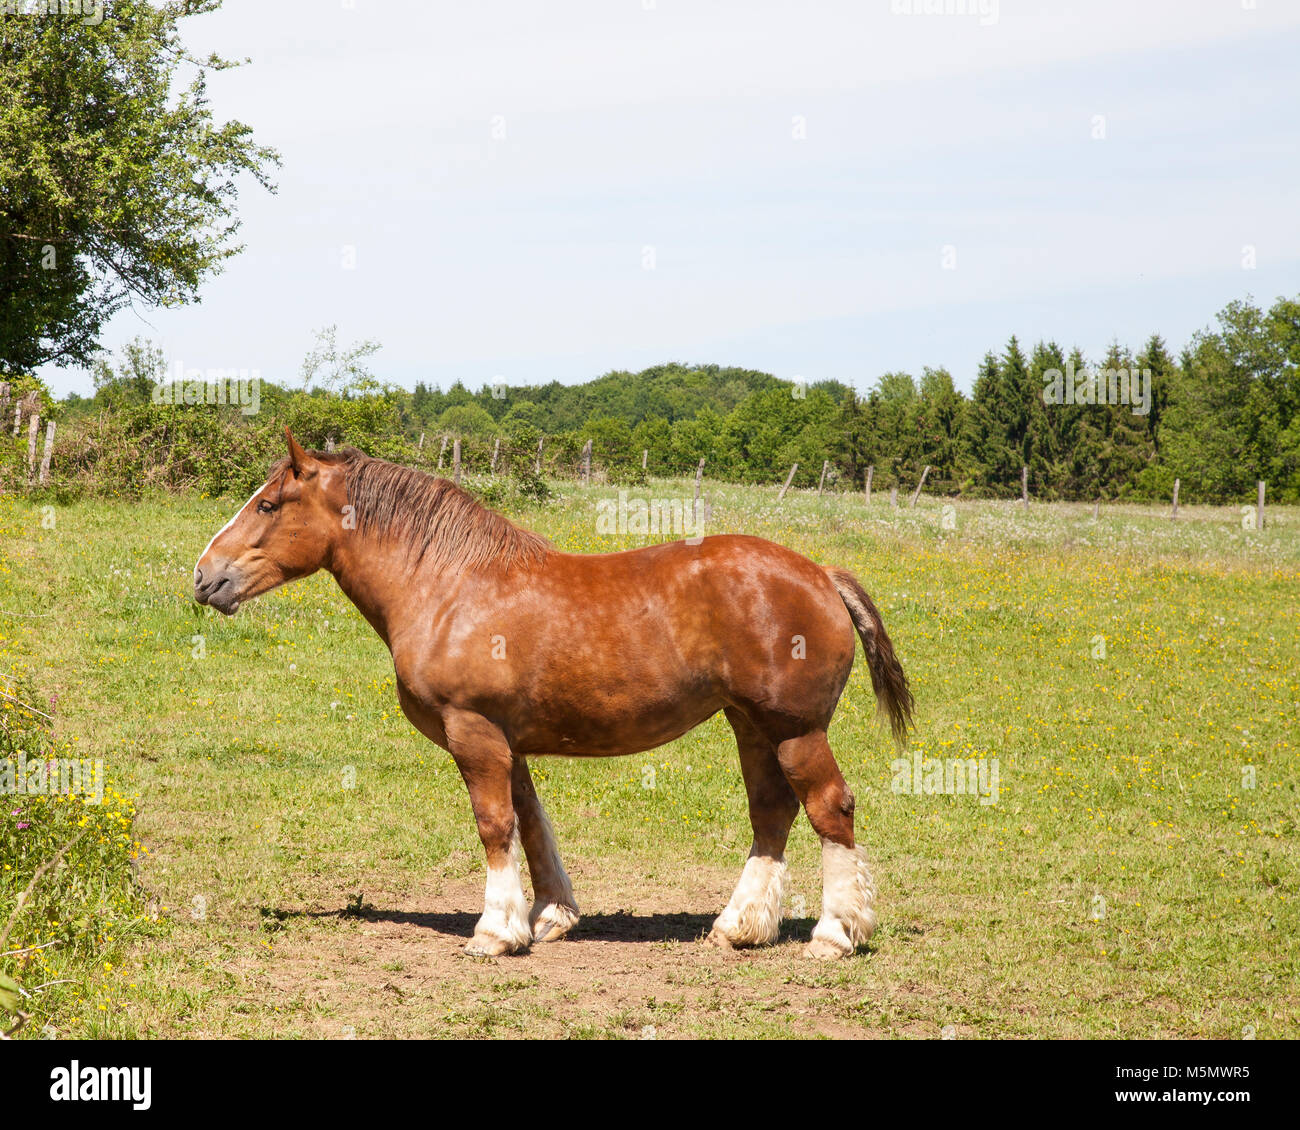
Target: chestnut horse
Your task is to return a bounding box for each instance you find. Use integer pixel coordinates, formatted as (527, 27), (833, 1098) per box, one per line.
(194, 431), (912, 959)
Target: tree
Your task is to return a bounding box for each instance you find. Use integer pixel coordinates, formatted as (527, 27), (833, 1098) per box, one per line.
(1026, 341), (1066, 496)
(90, 336), (164, 408)
(412, 381), (442, 422)
(299, 326), (383, 394)
(835, 388), (871, 489)
(960, 338), (1035, 495)
(1135, 334), (1176, 453)
(0, 0), (279, 373)
(1264, 297), (1300, 499)
(963, 351), (1014, 494)
(1093, 342), (1154, 498)
(864, 372), (919, 486)
(437, 402), (497, 436)
(721, 383), (839, 485)
(501, 400), (548, 430)
(443, 380), (474, 409)
(914, 367), (968, 490)
(1156, 296), (1299, 501)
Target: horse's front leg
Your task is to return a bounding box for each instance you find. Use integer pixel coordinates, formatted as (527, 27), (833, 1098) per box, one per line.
(511, 755), (580, 942)
(446, 710), (533, 957)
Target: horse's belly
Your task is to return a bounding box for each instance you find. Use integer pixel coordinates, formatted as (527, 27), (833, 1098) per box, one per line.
(506, 691), (721, 758)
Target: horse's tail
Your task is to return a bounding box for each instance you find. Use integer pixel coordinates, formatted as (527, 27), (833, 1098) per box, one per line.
(826, 567), (914, 746)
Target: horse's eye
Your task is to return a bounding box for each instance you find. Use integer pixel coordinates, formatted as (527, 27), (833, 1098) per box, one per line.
(257, 500), (277, 514)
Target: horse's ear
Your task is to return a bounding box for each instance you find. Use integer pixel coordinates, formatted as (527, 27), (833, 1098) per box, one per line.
(285, 428), (313, 478)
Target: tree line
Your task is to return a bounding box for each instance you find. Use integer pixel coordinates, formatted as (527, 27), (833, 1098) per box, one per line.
(408, 292), (1298, 503)
(17, 290), (1294, 505)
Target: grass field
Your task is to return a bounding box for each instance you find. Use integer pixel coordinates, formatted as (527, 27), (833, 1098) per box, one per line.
(2, 477), (1297, 1039)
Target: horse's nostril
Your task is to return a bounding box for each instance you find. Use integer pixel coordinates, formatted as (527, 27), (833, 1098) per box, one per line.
(195, 568), (203, 586)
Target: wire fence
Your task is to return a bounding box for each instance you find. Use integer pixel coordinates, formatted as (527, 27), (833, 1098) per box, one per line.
(406, 431), (959, 496)
(420, 432), (1274, 526)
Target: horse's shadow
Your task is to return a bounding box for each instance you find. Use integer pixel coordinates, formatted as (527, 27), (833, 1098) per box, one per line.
(277, 904), (806, 945)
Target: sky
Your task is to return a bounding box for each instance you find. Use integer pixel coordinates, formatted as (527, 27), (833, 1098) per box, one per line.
(40, 0), (1300, 398)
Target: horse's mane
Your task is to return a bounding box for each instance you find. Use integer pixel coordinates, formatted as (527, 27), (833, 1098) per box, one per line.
(269, 447), (550, 573)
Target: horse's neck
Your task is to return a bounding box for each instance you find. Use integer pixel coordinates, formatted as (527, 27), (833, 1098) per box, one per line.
(327, 532), (435, 651)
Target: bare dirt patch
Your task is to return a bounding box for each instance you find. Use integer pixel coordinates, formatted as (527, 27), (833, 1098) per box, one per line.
(188, 868), (882, 1040)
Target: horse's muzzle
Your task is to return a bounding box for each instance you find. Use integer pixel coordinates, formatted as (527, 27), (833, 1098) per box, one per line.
(194, 563), (243, 615)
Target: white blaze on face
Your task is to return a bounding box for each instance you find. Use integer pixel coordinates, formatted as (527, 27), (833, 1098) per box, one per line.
(195, 481), (268, 582)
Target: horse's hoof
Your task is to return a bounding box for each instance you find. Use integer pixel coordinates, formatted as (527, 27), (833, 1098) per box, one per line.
(804, 936), (851, 960)
(703, 927), (735, 950)
(530, 903), (579, 943)
(465, 933), (520, 957)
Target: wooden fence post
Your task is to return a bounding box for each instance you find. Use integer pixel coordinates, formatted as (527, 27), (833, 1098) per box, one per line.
(324, 437), (335, 453)
(12, 404), (20, 437)
(581, 439), (592, 486)
(642, 448), (648, 471)
(909, 465), (930, 507)
(418, 432), (425, 450)
(1258, 480), (1266, 530)
(1021, 465), (1029, 510)
(453, 438), (462, 486)
(777, 462), (797, 501)
(535, 436), (545, 474)
(438, 435), (448, 470)
(864, 465), (873, 505)
(693, 457), (706, 525)
(490, 437), (500, 473)
(27, 413), (40, 480)
(39, 421), (55, 485)
(817, 460), (829, 496)
(889, 484), (898, 508)
(1171, 478), (1180, 520)
(0, 383), (9, 488)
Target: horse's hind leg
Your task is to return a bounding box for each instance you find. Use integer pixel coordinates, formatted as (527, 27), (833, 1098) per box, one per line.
(511, 756), (580, 943)
(706, 707), (800, 949)
(776, 730), (877, 959)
